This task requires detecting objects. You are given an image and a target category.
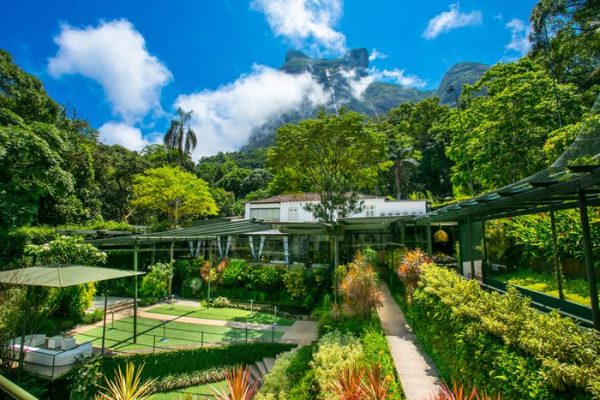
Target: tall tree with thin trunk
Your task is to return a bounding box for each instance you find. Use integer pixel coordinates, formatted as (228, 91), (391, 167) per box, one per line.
(164, 107), (197, 165)
(388, 136), (420, 200)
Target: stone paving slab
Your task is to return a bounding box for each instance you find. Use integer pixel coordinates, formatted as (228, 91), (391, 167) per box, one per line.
(376, 283), (440, 400)
(281, 320), (318, 346)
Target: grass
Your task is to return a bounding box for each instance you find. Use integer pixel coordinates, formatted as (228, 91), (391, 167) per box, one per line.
(502, 269), (596, 306)
(149, 380), (227, 399)
(147, 305), (295, 326)
(75, 316), (283, 351)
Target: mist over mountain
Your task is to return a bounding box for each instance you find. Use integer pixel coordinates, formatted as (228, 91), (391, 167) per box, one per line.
(242, 48), (488, 151)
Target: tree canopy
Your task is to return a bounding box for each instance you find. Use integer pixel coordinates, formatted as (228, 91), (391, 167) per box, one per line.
(131, 165), (218, 228)
(268, 109), (390, 222)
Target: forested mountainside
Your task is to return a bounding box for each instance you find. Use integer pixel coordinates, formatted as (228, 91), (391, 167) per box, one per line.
(242, 49), (488, 150)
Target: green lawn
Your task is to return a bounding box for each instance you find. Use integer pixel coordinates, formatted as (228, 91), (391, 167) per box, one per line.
(149, 380), (227, 399)
(503, 269), (596, 306)
(147, 305), (295, 326)
(75, 316), (283, 351)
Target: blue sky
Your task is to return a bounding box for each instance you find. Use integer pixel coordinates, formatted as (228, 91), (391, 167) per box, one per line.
(1, 0), (536, 158)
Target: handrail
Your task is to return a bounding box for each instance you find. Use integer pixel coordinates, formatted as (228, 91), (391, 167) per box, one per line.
(0, 374), (37, 400)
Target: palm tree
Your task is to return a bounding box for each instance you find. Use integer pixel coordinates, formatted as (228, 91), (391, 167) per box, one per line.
(388, 137), (420, 200)
(164, 107), (197, 165)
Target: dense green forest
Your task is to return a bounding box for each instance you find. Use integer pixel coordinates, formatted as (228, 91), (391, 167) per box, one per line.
(0, 0), (598, 237)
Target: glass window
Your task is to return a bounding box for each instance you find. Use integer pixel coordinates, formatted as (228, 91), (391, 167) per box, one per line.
(288, 207), (299, 221)
(250, 207), (280, 221)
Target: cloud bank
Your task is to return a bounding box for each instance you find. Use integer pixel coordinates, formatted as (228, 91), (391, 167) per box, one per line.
(48, 19), (171, 123)
(98, 121), (158, 151)
(505, 18), (531, 56)
(423, 3), (482, 39)
(252, 0), (346, 54)
(175, 65), (330, 158)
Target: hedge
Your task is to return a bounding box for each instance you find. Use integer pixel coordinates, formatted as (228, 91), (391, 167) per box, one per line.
(102, 342), (295, 379)
(403, 265), (599, 399)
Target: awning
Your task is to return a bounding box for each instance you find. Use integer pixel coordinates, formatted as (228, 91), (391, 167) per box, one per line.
(0, 265), (144, 287)
(91, 219), (271, 247)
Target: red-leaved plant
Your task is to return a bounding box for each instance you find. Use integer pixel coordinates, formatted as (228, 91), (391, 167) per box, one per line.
(429, 381), (501, 400)
(397, 248), (429, 303)
(330, 363), (389, 400)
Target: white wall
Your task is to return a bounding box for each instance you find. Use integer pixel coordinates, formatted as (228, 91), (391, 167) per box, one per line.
(245, 198), (427, 222)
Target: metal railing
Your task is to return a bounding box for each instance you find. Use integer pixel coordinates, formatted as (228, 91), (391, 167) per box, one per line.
(0, 374), (37, 400)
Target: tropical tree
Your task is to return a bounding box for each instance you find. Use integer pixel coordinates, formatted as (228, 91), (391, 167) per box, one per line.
(268, 109), (390, 222)
(164, 107), (198, 165)
(440, 59), (584, 194)
(131, 166), (218, 228)
(388, 135), (421, 200)
(385, 98), (452, 198)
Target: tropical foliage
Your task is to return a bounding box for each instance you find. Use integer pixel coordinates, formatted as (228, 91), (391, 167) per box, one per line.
(402, 264), (600, 399)
(268, 109), (390, 222)
(339, 252), (383, 319)
(131, 165), (218, 228)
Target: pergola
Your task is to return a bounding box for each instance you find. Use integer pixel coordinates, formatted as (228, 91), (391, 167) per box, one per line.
(90, 219), (271, 340)
(0, 264), (144, 359)
(411, 99), (600, 329)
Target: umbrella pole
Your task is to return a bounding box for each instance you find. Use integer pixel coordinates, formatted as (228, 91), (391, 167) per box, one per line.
(133, 243), (138, 343)
(101, 287), (108, 355)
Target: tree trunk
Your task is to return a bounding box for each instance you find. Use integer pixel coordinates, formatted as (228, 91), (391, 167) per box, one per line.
(394, 162), (403, 200)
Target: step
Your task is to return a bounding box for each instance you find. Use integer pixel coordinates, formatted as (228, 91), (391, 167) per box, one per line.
(263, 357), (276, 373)
(249, 365), (261, 382)
(255, 360), (268, 377)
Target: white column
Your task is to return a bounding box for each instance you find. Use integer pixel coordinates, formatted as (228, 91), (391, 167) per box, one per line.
(217, 237), (223, 258)
(258, 236), (266, 259)
(283, 236), (289, 265)
(249, 236), (255, 259)
(225, 236), (232, 257)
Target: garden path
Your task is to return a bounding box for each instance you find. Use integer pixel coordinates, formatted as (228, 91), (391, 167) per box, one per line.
(377, 282), (440, 400)
(280, 320), (318, 346)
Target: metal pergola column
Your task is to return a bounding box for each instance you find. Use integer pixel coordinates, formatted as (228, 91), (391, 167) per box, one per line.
(133, 241), (138, 343)
(550, 209), (565, 300)
(577, 187), (600, 330)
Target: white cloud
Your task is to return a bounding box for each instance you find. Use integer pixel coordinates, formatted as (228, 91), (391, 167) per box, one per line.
(368, 48), (387, 62)
(175, 65), (330, 159)
(48, 19), (172, 123)
(98, 122), (159, 151)
(252, 0), (346, 54)
(505, 18), (531, 56)
(368, 67), (427, 88)
(340, 66), (426, 100)
(423, 3), (482, 39)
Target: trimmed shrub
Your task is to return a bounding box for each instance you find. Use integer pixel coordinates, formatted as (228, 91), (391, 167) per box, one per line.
(310, 331), (364, 400)
(221, 259), (250, 287)
(283, 266), (308, 299)
(404, 264), (599, 399)
(361, 328), (403, 399)
(139, 263), (171, 300)
(102, 342), (295, 380)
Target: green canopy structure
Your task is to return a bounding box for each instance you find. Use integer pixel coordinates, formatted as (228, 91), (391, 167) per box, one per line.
(0, 264), (144, 356)
(0, 264), (143, 287)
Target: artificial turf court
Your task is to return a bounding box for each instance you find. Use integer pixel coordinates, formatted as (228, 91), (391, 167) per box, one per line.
(147, 305), (295, 326)
(75, 316), (284, 351)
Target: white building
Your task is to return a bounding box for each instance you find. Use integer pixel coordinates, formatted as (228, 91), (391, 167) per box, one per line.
(244, 193), (428, 222)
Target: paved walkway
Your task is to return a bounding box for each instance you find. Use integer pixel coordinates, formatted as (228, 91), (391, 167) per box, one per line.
(281, 320), (318, 346)
(377, 283), (440, 400)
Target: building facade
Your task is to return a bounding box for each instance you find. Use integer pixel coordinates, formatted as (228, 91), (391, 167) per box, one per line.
(244, 193), (428, 222)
